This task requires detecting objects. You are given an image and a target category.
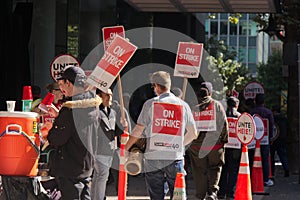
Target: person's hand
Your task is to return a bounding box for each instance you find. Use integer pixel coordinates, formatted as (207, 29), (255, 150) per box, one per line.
(120, 118), (128, 128)
(47, 104), (59, 118)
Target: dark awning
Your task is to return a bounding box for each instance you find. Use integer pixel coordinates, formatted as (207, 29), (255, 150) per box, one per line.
(123, 0), (278, 13)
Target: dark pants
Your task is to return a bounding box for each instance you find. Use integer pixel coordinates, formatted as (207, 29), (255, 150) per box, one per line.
(189, 147), (225, 199)
(144, 159), (184, 200)
(56, 177), (91, 200)
(271, 139), (289, 175)
(218, 148), (241, 197)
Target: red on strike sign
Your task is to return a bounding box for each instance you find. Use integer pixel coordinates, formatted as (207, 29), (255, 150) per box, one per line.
(86, 35), (137, 92)
(227, 117), (238, 138)
(152, 102), (183, 136)
(174, 42), (203, 78)
(102, 26), (125, 51)
(193, 102), (216, 131)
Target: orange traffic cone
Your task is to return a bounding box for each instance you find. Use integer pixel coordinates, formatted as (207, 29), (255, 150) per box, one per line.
(172, 172), (186, 200)
(234, 145), (252, 200)
(251, 140), (265, 194)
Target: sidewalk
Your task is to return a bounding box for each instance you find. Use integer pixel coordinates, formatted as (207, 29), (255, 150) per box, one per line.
(106, 164), (300, 200)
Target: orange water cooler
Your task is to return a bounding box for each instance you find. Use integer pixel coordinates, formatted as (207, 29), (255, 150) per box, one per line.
(0, 111), (40, 177)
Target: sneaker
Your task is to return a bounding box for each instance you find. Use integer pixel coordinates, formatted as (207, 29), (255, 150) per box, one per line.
(264, 179), (274, 187)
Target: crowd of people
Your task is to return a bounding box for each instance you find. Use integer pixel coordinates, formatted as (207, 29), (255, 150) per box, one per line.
(1, 65), (290, 200)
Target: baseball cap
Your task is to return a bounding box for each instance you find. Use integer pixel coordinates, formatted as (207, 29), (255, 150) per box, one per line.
(150, 71), (171, 88)
(200, 82), (213, 94)
(57, 66), (86, 87)
(227, 96), (239, 107)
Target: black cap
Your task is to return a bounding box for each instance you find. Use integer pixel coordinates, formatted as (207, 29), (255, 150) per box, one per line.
(227, 96), (239, 107)
(200, 82), (213, 94)
(57, 66), (86, 87)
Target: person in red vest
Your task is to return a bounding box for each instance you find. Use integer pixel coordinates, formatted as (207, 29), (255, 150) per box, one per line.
(189, 82), (229, 200)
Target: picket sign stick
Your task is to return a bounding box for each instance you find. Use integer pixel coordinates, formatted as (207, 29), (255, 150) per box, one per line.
(181, 77), (188, 100)
(117, 75), (126, 122)
(117, 74), (129, 200)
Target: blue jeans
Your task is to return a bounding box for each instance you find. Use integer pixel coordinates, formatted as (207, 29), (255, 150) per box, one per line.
(144, 159), (185, 200)
(91, 155), (113, 200)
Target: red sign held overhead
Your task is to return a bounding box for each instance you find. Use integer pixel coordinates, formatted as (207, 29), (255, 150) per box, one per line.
(102, 25), (125, 51)
(86, 35), (137, 93)
(174, 42), (203, 78)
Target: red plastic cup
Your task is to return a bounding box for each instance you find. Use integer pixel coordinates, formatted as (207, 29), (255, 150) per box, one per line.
(38, 92), (55, 113)
(22, 86), (33, 100)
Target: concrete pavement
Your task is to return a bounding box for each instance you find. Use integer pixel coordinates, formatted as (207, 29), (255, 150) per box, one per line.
(106, 164), (300, 200)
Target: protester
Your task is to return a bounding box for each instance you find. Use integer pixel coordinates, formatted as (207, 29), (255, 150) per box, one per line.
(38, 82), (64, 141)
(218, 96), (241, 199)
(91, 88), (127, 200)
(47, 66), (101, 199)
(251, 93), (275, 187)
(31, 85), (42, 112)
(125, 71), (198, 200)
(189, 82), (229, 200)
(271, 105), (290, 177)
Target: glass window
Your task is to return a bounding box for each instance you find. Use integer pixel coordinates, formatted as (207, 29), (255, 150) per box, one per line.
(230, 23), (237, 35)
(220, 13), (228, 19)
(239, 36), (247, 46)
(240, 21), (250, 35)
(210, 21), (218, 35)
(220, 21), (228, 35)
(239, 47), (247, 63)
(248, 48), (257, 63)
(249, 36), (256, 46)
(229, 36), (237, 46)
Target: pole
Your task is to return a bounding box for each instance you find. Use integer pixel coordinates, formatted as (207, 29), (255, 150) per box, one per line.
(298, 43), (300, 183)
(117, 75), (129, 199)
(182, 77), (188, 100)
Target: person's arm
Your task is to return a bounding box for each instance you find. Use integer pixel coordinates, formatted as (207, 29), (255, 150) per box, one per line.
(125, 124), (145, 151)
(184, 125), (198, 146)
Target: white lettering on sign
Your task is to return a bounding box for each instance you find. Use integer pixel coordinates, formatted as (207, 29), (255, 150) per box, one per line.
(113, 46), (125, 57)
(110, 32), (118, 39)
(154, 118), (180, 128)
(102, 50), (125, 68)
(179, 53), (199, 62)
(163, 110), (174, 118)
(154, 109), (180, 129)
(186, 47), (195, 54)
(201, 110), (213, 116)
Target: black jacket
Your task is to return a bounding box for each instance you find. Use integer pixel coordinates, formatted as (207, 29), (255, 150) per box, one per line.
(47, 90), (101, 179)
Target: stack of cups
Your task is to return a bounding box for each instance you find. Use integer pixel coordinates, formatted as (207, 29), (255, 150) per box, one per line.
(38, 92), (55, 113)
(22, 86), (33, 112)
